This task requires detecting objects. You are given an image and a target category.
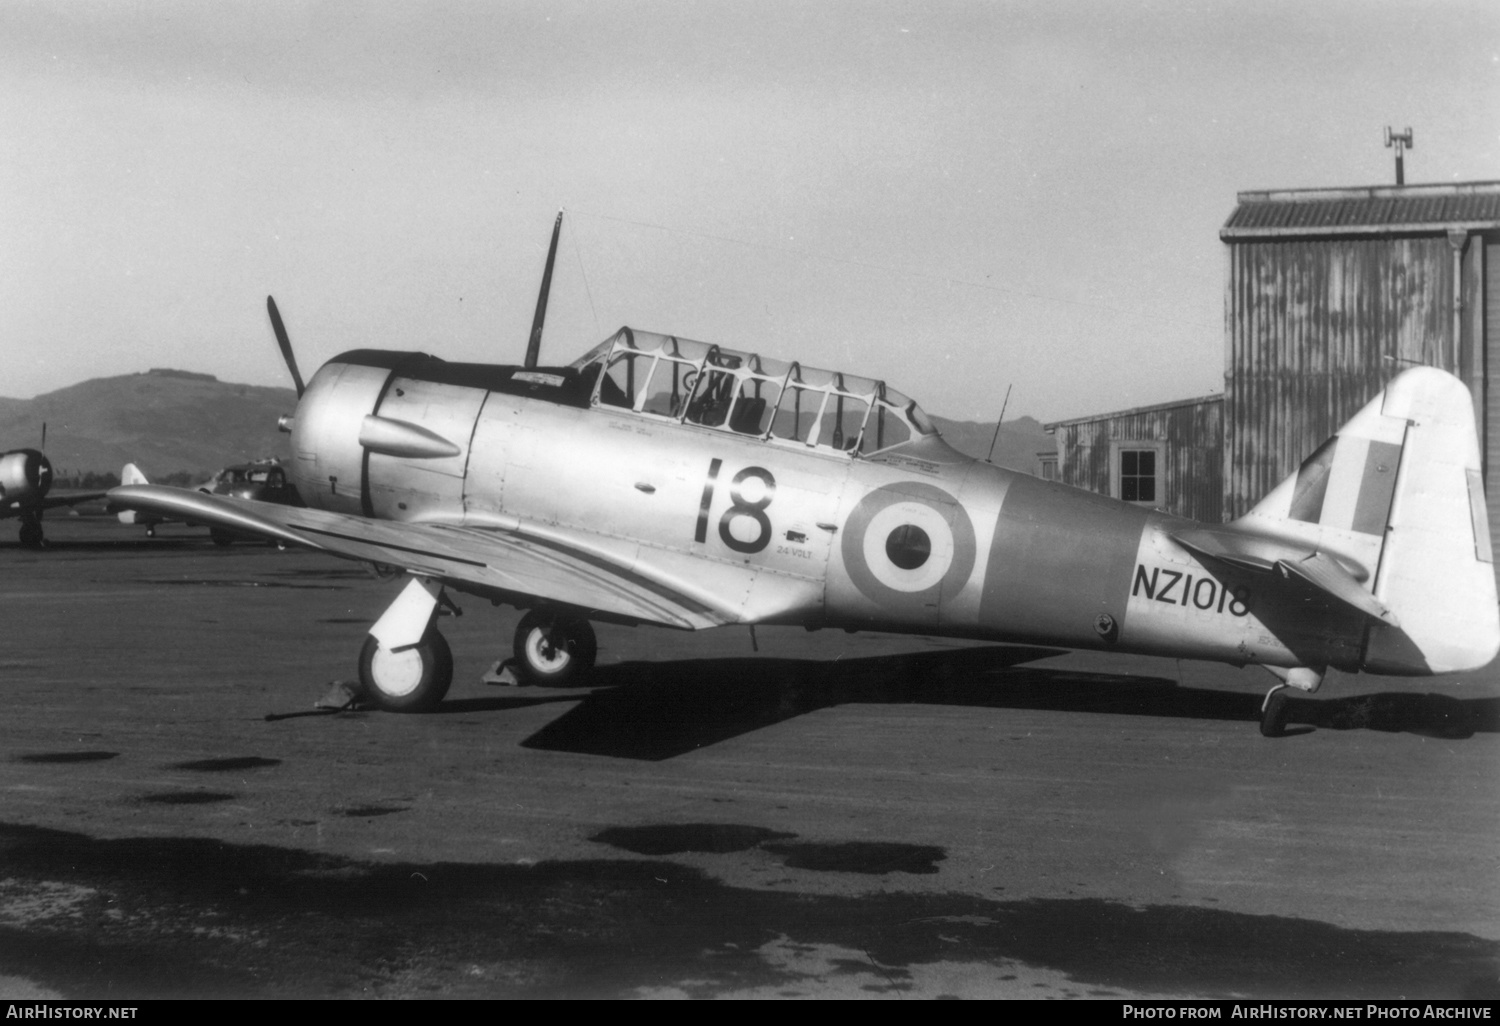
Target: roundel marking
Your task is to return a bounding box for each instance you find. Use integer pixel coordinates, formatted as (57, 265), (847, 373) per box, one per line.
(841, 482), (976, 608)
(862, 502), (953, 593)
(885, 524), (931, 570)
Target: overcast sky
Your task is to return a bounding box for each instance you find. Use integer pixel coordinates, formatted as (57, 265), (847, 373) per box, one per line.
(2, 0), (1496, 422)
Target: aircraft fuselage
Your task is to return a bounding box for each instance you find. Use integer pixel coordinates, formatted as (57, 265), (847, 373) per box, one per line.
(285, 346), (1363, 676)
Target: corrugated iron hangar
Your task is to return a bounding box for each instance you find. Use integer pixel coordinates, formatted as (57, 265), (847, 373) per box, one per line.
(1045, 395), (1224, 523)
(1046, 179), (1500, 558)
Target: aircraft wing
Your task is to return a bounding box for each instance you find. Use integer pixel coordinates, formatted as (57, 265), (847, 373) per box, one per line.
(106, 484), (736, 630)
(2, 491), (108, 518)
(1172, 525), (1397, 625)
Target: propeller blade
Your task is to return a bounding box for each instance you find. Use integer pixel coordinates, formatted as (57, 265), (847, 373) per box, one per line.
(524, 210), (564, 370)
(266, 296), (306, 398)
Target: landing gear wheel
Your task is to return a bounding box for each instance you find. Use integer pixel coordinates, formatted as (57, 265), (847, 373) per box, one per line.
(210, 528), (234, 547)
(1260, 684), (1291, 738)
(18, 520), (43, 548)
(513, 611), (597, 687)
(358, 629), (453, 712)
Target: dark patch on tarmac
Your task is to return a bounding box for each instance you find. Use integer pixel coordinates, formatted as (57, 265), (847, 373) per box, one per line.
(170, 757), (282, 772)
(591, 825), (944, 874)
(339, 806), (408, 818)
(264, 567), (375, 581)
(140, 792), (237, 805)
(135, 578), (349, 590)
(592, 823), (796, 855)
(520, 647), (1499, 759)
(763, 841), (946, 875)
(0, 821), (1492, 999)
(17, 752), (118, 764)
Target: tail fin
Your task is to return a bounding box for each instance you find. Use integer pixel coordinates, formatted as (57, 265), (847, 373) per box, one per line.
(116, 463), (149, 523)
(1234, 367), (1498, 675)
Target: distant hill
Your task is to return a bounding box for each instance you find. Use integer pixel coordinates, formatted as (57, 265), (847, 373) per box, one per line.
(0, 370), (296, 480)
(929, 414), (1054, 472)
(0, 368), (1056, 480)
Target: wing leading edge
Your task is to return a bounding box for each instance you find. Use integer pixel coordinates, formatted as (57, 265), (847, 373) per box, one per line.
(106, 484), (736, 630)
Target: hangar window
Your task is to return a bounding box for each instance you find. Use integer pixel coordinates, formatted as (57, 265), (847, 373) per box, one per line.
(1112, 443), (1163, 505)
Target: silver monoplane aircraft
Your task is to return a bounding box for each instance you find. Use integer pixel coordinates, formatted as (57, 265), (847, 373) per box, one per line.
(109, 220), (1500, 735)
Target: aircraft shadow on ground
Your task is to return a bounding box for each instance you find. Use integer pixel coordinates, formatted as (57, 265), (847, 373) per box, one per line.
(519, 646), (1500, 759)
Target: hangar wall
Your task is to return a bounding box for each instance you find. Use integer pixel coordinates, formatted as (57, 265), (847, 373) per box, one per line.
(1220, 182), (1500, 556)
(1044, 395), (1223, 523)
(1044, 180), (1500, 553)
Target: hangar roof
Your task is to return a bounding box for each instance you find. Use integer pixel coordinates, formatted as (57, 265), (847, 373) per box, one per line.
(1044, 393), (1222, 432)
(1221, 180), (1500, 240)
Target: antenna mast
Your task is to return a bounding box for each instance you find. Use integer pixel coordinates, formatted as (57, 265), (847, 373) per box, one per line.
(985, 385), (1013, 464)
(1384, 126), (1413, 186)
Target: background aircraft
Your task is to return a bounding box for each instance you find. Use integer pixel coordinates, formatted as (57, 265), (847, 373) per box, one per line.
(116, 459), (302, 544)
(108, 220), (1499, 735)
(1, 427), (107, 546)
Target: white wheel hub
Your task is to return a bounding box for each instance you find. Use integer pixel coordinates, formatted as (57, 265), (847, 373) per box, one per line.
(369, 644), (425, 697)
(525, 628), (571, 673)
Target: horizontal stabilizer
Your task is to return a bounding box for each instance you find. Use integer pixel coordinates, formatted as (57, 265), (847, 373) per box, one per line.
(1274, 551), (1396, 625)
(1173, 526), (1365, 581)
(1174, 525), (1393, 624)
(1172, 526), (1301, 574)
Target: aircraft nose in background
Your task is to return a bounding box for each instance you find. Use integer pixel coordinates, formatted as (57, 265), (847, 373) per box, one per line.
(26, 450), (52, 493)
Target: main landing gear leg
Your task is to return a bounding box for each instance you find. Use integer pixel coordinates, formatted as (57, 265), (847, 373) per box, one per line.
(18, 514), (43, 549)
(1259, 666), (1325, 738)
(358, 577), (454, 712)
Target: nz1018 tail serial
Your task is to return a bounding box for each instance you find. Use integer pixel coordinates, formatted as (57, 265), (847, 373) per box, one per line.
(109, 248), (1499, 737)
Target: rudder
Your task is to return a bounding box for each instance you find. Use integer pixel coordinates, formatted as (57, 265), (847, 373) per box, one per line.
(1236, 367), (1498, 675)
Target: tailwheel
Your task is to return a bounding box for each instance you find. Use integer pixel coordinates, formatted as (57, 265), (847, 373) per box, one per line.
(210, 527), (234, 547)
(1260, 684), (1291, 738)
(358, 628), (453, 712)
(513, 611), (597, 687)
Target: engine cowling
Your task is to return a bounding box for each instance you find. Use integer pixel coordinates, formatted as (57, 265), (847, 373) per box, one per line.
(0, 449), (52, 506)
(289, 360), (394, 516)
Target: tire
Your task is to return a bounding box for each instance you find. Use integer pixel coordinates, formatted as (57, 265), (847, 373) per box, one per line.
(1260, 688), (1290, 738)
(18, 521), (43, 548)
(210, 528), (234, 547)
(513, 611), (598, 687)
(358, 628), (453, 712)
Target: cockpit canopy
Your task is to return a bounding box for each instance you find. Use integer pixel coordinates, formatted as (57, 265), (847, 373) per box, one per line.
(571, 328), (936, 456)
